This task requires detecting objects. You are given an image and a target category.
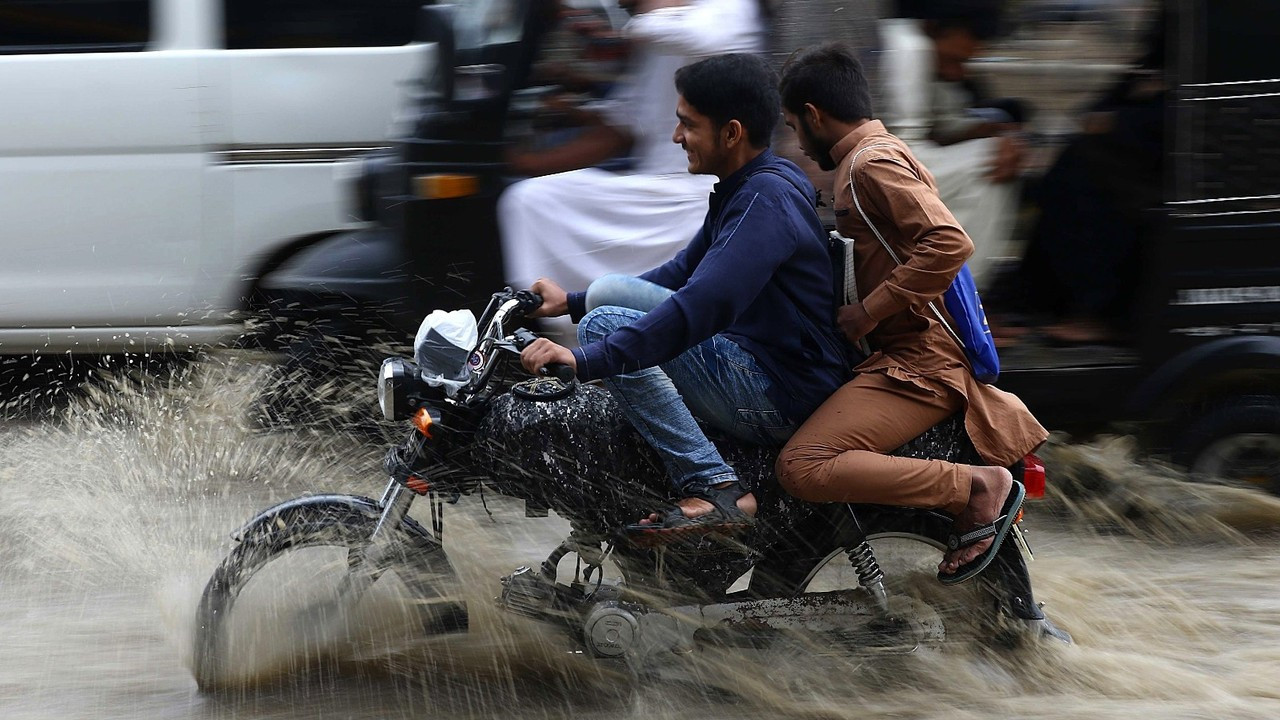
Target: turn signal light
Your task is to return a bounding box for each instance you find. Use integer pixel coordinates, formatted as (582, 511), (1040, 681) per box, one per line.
(1022, 452), (1047, 499)
(414, 173), (479, 200)
(413, 407), (435, 438)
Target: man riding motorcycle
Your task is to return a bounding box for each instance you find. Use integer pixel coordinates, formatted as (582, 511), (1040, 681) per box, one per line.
(518, 53), (849, 544)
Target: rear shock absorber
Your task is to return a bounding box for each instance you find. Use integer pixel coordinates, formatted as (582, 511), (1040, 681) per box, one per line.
(846, 541), (891, 615)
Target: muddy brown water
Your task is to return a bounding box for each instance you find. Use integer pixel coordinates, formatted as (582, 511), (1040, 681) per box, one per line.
(2, 354), (1279, 720)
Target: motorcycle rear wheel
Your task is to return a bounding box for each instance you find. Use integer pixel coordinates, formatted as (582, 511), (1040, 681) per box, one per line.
(192, 502), (460, 691)
(798, 533), (986, 650)
(737, 533), (985, 700)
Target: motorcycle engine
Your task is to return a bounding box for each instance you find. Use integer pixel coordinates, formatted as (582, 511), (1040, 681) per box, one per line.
(582, 601), (640, 658)
(498, 566), (556, 618)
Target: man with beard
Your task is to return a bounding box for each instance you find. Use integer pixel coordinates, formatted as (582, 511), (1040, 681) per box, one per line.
(520, 54), (848, 544)
(775, 43), (1047, 584)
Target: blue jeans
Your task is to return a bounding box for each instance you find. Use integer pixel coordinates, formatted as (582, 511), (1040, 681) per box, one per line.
(578, 275), (796, 495)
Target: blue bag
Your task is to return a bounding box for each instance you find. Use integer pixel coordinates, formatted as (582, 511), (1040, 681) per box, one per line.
(848, 144), (1001, 383)
(939, 265), (1000, 383)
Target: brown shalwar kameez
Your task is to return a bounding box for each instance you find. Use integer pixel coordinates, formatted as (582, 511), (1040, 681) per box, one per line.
(776, 121), (1048, 516)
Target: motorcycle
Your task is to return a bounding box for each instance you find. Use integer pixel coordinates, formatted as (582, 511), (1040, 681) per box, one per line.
(192, 287), (1072, 691)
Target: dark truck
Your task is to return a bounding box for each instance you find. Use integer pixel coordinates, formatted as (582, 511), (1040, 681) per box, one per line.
(993, 0), (1280, 491)
(257, 0), (1278, 489)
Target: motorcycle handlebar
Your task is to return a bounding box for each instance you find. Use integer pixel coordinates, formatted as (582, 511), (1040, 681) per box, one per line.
(513, 289), (543, 316)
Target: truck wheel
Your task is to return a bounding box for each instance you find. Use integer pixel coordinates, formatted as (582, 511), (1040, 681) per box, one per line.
(1177, 395), (1280, 494)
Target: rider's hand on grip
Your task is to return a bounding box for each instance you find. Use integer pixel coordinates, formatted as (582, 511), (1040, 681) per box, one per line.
(520, 337), (577, 380)
(527, 278), (569, 318)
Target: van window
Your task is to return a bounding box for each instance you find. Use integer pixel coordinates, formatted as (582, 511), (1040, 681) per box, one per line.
(224, 0), (421, 49)
(0, 0), (150, 53)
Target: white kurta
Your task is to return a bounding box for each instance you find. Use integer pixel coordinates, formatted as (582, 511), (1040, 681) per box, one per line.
(877, 18), (1018, 289)
(500, 0), (764, 296)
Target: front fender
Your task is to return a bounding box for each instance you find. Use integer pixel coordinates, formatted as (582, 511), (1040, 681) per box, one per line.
(231, 493), (441, 554)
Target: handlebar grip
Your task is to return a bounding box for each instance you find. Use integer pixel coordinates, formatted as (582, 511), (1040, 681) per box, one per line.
(514, 289), (543, 315)
(540, 363), (576, 384)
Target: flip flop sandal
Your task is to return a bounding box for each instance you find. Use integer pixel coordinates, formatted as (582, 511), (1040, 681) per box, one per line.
(937, 479), (1026, 586)
(624, 482), (756, 549)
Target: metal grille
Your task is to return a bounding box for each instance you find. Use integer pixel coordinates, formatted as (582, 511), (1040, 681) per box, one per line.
(1175, 82), (1280, 211)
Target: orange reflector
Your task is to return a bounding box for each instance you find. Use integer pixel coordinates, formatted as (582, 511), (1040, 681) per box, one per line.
(406, 476), (430, 495)
(413, 407), (434, 438)
(1014, 508), (1024, 524)
(414, 173), (479, 199)
(1022, 452), (1047, 499)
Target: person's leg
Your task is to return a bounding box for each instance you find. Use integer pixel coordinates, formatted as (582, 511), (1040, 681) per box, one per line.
(584, 274), (673, 314)
(577, 306), (738, 496)
(775, 373), (970, 513)
(775, 372), (1014, 575)
(659, 334), (796, 448)
(499, 169), (714, 293)
(577, 308), (792, 523)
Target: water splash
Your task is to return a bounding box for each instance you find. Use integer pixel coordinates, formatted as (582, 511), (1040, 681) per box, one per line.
(2, 353), (1280, 719)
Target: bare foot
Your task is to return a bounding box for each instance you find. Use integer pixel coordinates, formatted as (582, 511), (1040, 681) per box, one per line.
(938, 466), (1013, 576)
(637, 482), (756, 526)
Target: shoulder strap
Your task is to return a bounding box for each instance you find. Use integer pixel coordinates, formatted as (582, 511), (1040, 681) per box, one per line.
(847, 143), (966, 350)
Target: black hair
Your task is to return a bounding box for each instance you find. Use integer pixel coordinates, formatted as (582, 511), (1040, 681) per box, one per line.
(673, 53), (780, 149)
(778, 42), (874, 123)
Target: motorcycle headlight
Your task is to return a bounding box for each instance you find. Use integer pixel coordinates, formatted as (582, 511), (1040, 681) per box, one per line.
(378, 358), (413, 421)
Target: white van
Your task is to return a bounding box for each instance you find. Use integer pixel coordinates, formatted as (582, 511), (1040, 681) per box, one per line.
(0, 0), (433, 353)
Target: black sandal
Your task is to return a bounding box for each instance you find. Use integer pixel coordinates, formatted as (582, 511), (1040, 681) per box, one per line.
(624, 482), (755, 548)
(937, 479), (1026, 586)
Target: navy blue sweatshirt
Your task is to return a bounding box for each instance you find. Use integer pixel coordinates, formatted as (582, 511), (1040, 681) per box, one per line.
(568, 149), (849, 423)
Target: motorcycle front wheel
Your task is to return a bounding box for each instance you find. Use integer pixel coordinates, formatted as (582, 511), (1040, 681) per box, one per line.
(192, 496), (463, 690)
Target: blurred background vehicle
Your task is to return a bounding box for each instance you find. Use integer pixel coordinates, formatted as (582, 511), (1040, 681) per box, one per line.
(0, 0), (428, 356)
(982, 0), (1280, 491)
(2, 0), (1273, 489)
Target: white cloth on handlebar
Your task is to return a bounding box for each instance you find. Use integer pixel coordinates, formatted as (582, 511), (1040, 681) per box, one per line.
(415, 309), (478, 394)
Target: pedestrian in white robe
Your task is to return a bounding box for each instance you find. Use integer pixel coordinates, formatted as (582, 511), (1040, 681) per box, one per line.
(499, 0), (765, 307)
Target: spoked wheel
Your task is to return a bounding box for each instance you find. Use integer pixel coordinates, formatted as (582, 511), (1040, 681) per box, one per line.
(193, 500), (462, 691)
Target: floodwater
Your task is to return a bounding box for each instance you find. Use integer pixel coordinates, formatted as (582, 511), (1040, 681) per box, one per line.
(2, 353), (1280, 720)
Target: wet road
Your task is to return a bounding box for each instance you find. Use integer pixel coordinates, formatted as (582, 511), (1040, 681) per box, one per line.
(2, 354), (1279, 720)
